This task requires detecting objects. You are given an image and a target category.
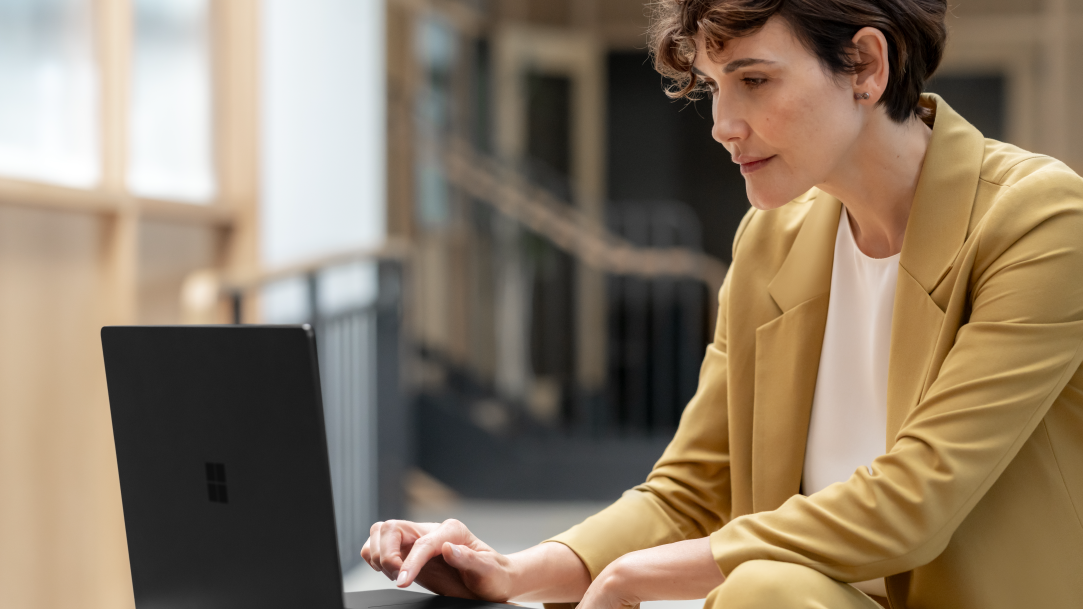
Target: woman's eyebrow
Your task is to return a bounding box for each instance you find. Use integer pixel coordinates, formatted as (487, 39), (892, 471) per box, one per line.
(723, 58), (775, 73)
(691, 58), (776, 78)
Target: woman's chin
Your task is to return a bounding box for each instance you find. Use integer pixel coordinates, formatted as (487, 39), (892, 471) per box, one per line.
(745, 179), (812, 211)
(746, 191), (792, 211)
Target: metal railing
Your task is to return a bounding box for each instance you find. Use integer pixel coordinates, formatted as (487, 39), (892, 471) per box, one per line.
(402, 139), (731, 498)
(415, 137), (727, 438)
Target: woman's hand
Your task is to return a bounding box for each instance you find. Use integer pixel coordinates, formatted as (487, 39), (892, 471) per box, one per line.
(361, 519), (593, 603)
(576, 538), (725, 609)
(361, 519), (514, 601)
(577, 563), (643, 609)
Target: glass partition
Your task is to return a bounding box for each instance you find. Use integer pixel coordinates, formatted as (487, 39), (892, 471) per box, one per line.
(129, 0), (215, 202)
(0, 0), (99, 186)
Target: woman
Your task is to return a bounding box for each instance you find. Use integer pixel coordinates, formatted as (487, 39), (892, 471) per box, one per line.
(362, 1), (1083, 607)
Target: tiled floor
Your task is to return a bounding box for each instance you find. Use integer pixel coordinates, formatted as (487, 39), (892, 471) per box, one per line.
(343, 499), (707, 609)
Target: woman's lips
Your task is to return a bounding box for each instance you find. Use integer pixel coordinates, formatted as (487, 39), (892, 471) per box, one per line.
(739, 155), (775, 175)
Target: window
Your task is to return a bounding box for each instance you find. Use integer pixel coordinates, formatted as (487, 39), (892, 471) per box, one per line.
(129, 0), (215, 202)
(0, 0), (99, 186)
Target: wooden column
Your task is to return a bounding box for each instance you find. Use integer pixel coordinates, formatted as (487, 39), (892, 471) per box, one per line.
(214, 0), (261, 322)
(99, 0), (138, 325)
(1042, 0), (1070, 161)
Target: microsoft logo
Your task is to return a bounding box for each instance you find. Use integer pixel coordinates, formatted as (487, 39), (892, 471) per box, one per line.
(205, 462), (229, 504)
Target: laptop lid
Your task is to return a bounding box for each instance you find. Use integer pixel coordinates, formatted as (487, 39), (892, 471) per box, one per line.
(103, 325), (344, 609)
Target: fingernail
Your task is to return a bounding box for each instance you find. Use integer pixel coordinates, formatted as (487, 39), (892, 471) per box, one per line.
(452, 545), (462, 558)
(396, 570), (408, 586)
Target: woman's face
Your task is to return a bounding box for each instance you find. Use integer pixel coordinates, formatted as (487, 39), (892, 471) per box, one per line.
(692, 17), (864, 210)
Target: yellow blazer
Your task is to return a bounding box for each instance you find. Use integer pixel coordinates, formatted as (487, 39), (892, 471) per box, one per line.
(549, 95), (1083, 609)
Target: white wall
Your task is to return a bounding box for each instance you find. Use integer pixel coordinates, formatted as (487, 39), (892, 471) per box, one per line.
(259, 2), (386, 559)
(260, 0), (386, 319)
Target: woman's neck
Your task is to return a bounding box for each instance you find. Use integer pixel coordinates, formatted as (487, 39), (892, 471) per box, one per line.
(818, 112), (933, 259)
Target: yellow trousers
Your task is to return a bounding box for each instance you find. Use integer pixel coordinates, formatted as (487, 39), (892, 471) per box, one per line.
(706, 561), (889, 609)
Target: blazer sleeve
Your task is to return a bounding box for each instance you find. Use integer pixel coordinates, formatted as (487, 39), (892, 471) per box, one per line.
(709, 169), (1083, 581)
(545, 275), (735, 578)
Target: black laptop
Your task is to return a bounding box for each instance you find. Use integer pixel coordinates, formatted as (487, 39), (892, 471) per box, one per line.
(102, 325), (508, 609)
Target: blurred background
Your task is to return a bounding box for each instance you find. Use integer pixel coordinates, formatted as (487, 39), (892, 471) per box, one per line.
(1, 1), (1081, 608)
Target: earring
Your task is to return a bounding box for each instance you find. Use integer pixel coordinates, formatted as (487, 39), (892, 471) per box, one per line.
(854, 92), (870, 100)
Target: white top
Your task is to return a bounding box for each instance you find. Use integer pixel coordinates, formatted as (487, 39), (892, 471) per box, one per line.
(802, 207), (899, 598)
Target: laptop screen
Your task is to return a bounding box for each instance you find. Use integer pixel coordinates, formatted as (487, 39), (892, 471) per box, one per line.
(103, 325), (344, 609)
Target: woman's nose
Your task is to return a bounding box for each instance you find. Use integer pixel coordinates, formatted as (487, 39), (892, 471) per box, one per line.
(711, 97), (749, 144)
(712, 115), (749, 145)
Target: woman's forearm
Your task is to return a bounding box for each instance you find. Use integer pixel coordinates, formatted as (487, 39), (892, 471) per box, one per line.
(505, 542), (593, 603)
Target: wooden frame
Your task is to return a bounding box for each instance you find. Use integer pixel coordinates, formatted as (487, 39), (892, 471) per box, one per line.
(492, 24), (610, 394)
(939, 8), (1083, 168)
(0, 0), (260, 324)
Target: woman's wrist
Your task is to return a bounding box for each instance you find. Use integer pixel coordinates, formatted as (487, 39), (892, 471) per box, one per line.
(502, 537), (723, 605)
(505, 542), (592, 603)
(590, 538), (725, 605)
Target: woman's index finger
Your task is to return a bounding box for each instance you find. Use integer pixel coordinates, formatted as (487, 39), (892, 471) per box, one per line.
(396, 527), (458, 586)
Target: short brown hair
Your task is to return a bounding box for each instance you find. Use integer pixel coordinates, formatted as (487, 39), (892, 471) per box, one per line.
(648, 0), (947, 123)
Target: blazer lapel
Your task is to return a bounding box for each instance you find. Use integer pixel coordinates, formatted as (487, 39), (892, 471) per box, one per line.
(752, 191), (840, 511)
(885, 94), (985, 444)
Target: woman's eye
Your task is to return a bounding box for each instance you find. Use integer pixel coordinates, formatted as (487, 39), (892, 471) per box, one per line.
(742, 77), (767, 89)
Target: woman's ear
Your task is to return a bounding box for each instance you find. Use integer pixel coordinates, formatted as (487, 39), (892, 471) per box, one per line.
(850, 27), (890, 103)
